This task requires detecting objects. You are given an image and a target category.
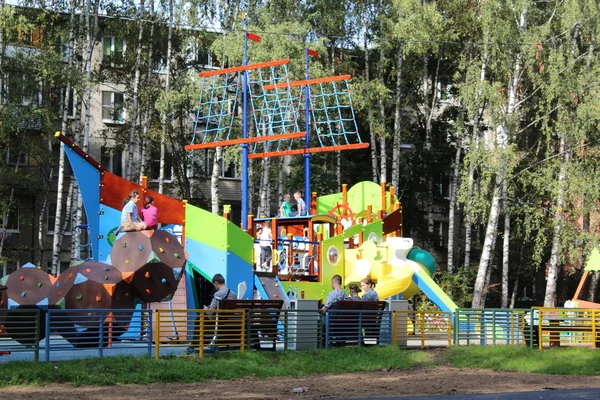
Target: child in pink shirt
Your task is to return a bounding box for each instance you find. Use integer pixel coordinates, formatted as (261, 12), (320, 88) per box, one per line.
(141, 195), (159, 230)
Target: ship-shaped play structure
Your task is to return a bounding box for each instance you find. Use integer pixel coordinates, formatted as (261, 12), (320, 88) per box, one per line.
(49, 133), (457, 316)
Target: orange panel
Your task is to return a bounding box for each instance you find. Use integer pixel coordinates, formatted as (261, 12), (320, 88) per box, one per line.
(185, 132), (306, 151)
(263, 75), (351, 90)
(248, 143), (369, 159)
(100, 172), (185, 226)
(199, 59), (290, 77)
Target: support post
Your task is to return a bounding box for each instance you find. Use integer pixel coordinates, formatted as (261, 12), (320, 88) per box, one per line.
(241, 33), (249, 230)
(304, 48), (311, 209)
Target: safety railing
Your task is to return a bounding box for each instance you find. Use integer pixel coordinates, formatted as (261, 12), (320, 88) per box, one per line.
(324, 309), (392, 348)
(533, 308), (600, 349)
(154, 309), (246, 358)
(454, 309), (531, 347)
(0, 308), (41, 361)
(43, 308), (152, 362)
(393, 310), (452, 348)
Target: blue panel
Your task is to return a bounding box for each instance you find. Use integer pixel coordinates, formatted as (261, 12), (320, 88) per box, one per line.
(254, 275), (269, 300)
(64, 144), (101, 261)
(185, 238), (254, 300)
(98, 205), (121, 262)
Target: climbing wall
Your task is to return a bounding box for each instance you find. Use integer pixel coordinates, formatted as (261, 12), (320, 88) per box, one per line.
(109, 230), (187, 303)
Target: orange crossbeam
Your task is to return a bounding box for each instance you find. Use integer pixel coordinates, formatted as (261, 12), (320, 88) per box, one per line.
(263, 75), (351, 90)
(185, 132), (306, 151)
(248, 143), (369, 158)
(199, 59), (290, 77)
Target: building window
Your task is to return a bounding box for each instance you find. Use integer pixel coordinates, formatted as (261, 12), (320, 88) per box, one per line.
(1, 72), (39, 106)
(150, 151), (173, 182)
(5, 135), (28, 166)
(101, 147), (123, 176)
(62, 87), (77, 118)
(102, 36), (126, 63)
(101, 91), (125, 123)
(152, 54), (168, 74)
(47, 202), (72, 235)
(1, 206), (19, 233)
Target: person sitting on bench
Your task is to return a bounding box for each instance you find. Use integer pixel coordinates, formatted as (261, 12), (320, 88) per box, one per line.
(321, 275), (346, 312)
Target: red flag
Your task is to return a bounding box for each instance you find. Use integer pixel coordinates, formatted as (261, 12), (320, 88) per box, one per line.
(246, 32), (261, 43)
(307, 49), (319, 57)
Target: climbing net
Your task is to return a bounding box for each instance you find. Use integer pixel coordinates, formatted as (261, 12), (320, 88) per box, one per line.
(186, 59), (305, 151)
(248, 75), (367, 159)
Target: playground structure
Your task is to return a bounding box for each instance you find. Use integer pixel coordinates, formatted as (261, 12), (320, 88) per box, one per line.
(0, 43), (459, 347)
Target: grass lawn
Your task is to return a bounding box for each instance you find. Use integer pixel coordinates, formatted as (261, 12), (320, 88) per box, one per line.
(0, 346), (598, 387)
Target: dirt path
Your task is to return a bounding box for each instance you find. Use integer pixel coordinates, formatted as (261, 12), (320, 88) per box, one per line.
(5, 367), (600, 400)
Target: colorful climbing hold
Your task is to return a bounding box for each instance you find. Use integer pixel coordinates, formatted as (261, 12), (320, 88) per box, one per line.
(145, 289), (151, 294)
(123, 242), (127, 248)
(96, 296), (102, 302)
(68, 273), (73, 279)
(161, 278), (167, 284)
(159, 247), (164, 253)
(145, 272), (150, 278)
(20, 292), (26, 297)
(165, 237), (170, 243)
(174, 253), (180, 259)
(104, 267), (110, 271)
(37, 282), (43, 287)
(125, 259), (130, 265)
(86, 268), (92, 273)
(57, 291), (63, 296)
(104, 276), (109, 280)
(76, 295), (83, 300)
(138, 245), (144, 251)
(19, 276), (24, 281)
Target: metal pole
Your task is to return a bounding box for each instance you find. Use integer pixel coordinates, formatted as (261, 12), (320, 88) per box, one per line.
(242, 33), (249, 230)
(304, 48), (311, 205)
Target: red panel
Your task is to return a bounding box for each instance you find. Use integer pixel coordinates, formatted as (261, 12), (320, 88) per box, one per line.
(263, 75), (351, 90)
(100, 172), (185, 226)
(199, 59), (289, 77)
(248, 143), (369, 159)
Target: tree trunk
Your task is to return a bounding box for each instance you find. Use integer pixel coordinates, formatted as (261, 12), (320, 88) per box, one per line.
(589, 273), (600, 302)
(509, 273), (519, 309)
(211, 147), (222, 214)
(501, 181), (510, 308)
(544, 134), (567, 307)
(126, 4), (145, 181)
(464, 46), (488, 268)
(138, 0), (155, 183)
(424, 55), (441, 238)
(364, 22), (378, 182)
(471, 176), (501, 308)
(391, 43), (404, 191)
(159, 0), (173, 194)
(447, 138), (461, 274)
(258, 158), (271, 217)
(378, 46), (386, 182)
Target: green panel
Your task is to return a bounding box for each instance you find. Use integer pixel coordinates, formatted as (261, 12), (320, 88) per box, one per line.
(185, 203), (253, 264)
(408, 247), (438, 276)
(226, 219), (253, 264)
(316, 192), (343, 214)
(585, 248), (600, 272)
(185, 204), (228, 252)
(316, 181), (399, 216)
(362, 220), (383, 243)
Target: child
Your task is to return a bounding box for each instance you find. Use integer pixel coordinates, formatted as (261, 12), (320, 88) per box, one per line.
(118, 191), (148, 233)
(279, 194), (292, 218)
(140, 195), (159, 230)
(258, 221), (272, 270)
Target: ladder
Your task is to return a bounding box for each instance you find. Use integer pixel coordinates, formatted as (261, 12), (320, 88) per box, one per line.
(75, 224), (93, 261)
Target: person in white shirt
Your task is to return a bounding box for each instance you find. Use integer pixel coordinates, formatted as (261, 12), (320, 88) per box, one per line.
(258, 221), (272, 270)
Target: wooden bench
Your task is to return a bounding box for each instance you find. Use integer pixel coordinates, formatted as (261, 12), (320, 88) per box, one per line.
(326, 301), (388, 347)
(219, 299), (284, 351)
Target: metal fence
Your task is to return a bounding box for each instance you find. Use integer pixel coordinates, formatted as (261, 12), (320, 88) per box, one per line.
(154, 309), (246, 358)
(3, 306), (600, 362)
(393, 310), (453, 348)
(533, 308), (600, 349)
(454, 308), (532, 347)
(0, 308), (41, 361)
(44, 308), (153, 361)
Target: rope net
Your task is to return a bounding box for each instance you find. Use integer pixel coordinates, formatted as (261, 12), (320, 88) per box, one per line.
(248, 64), (301, 154)
(190, 72), (239, 146)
